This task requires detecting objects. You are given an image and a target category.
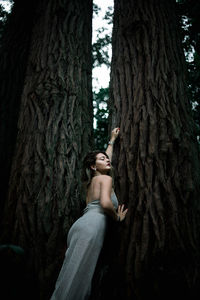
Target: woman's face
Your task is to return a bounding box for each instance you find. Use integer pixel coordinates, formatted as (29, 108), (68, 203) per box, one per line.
(94, 153), (111, 174)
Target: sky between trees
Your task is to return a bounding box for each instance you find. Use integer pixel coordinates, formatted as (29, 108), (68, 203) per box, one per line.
(92, 0), (113, 92)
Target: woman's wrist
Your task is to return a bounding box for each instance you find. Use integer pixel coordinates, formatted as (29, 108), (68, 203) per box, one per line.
(116, 215), (120, 222)
(108, 140), (115, 145)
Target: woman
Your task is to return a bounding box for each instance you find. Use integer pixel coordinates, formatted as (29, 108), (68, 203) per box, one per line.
(50, 128), (128, 300)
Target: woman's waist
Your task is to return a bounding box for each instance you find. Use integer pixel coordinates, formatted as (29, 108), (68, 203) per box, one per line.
(83, 201), (104, 214)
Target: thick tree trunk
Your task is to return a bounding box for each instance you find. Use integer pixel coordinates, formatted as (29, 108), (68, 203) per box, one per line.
(0, 0), (93, 299)
(108, 0), (200, 299)
(0, 0), (36, 220)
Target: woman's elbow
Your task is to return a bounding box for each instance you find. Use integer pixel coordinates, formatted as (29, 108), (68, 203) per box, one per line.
(100, 198), (112, 210)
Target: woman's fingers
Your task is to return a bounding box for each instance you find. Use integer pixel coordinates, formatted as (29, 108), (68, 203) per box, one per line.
(118, 204), (128, 215)
(118, 205), (122, 212)
(123, 208), (128, 215)
(111, 127), (120, 139)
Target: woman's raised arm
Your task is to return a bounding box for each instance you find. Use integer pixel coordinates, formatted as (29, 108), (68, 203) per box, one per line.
(105, 127), (120, 162)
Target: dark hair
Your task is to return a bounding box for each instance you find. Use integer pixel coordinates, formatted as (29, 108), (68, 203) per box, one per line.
(81, 150), (113, 188)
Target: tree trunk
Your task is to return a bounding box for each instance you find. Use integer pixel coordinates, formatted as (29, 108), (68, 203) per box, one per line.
(0, 0), (36, 221)
(0, 0), (93, 299)
(108, 0), (200, 299)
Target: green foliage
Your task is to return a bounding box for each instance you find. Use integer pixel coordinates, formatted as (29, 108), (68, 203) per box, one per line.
(92, 5), (113, 150)
(0, 3), (9, 39)
(93, 2), (101, 16)
(187, 52), (200, 141)
(92, 32), (111, 67)
(103, 6), (113, 25)
(176, 0), (200, 141)
(93, 88), (109, 150)
(0, 3), (8, 20)
(0, 1), (13, 43)
(92, 5), (113, 68)
(177, 0), (200, 54)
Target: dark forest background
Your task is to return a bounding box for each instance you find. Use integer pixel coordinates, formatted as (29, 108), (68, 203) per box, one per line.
(0, 0), (200, 300)
(0, 1), (200, 149)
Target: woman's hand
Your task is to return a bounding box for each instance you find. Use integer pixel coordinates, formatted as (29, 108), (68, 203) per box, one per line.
(110, 127), (120, 143)
(117, 204), (128, 222)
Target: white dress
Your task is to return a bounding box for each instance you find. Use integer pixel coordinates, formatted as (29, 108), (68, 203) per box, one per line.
(50, 193), (119, 300)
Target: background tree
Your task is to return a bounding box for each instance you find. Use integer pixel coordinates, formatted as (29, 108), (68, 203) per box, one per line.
(107, 0), (200, 299)
(0, 0), (93, 299)
(92, 0), (200, 151)
(1, 0), (200, 299)
(0, 0), (36, 220)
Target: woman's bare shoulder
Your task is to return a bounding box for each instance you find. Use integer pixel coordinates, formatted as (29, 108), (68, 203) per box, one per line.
(95, 175), (112, 184)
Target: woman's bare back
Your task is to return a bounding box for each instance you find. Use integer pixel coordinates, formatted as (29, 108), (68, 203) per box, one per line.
(86, 175), (113, 204)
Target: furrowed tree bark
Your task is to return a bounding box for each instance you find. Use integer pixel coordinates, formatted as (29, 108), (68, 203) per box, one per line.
(108, 0), (200, 299)
(0, 0), (93, 299)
